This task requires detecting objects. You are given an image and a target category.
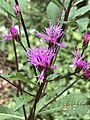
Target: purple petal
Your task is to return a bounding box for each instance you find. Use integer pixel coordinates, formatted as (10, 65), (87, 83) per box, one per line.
(54, 41), (66, 48)
(3, 34), (13, 40)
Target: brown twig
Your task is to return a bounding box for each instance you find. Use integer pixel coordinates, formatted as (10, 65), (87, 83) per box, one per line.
(0, 75), (35, 97)
(27, 76), (47, 120)
(20, 42), (27, 52)
(46, 72), (75, 82)
(12, 38), (27, 120)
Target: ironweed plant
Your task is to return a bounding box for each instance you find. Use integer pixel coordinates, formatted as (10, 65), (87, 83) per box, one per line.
(0, 0), (90, 120)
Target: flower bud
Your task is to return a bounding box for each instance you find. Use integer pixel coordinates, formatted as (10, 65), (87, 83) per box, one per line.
(83, 69), (90, 80)
(84, 33), (90, 41)
(14, 5), (20, 16)
(10, 26), (21, 42)
(83, 33), (90, 49)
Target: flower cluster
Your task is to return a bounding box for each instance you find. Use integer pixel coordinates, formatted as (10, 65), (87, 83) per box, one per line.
(72, 40), (90, 79)
(36, 23), (65, 48)
(27, 23), (65, 82)
(27, 46), (55, 82)
(72, 47), (88, 71)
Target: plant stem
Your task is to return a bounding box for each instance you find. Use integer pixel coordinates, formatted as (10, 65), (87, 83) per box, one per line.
(15, 0), (30, 48)
(0, 75), (35, 97)
(12, 38), (27, 120)
(61, 0), (74, 32)
(12, 39), (19, 72)
(46, 72), (75, 82)
(14, 0), (38, 81)
(27, 76), (47, 120)
(20, 42), (27, 52)
(39, 79), (78, 112)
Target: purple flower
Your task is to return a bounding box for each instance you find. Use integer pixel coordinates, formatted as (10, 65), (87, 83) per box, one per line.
(14, 5), (20, 15)
(83, 33), (90, 48)
(3, 26), (18, 40)
(84, 33), (90, 42)
(72, 48), (88, 70)
(83, 69), (90, 80)
(84, 69), (90, 77)
(36, 23), (66, 48)
(27, 46), (55, 82)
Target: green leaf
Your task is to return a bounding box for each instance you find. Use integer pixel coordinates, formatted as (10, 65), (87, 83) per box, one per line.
(47, 87), (65, 99)
(35, 96), (46, 115)
(12, 0), (27, 11)
(2, 72), (31, 84)
(0, 0), (16, 18)
(0, 105), (23, 120)
(52, 0), (66, 10)
(73, 32), (82, 40)
(0, 113), (24, 120)
(18, 0), (27, 11)
(37, 93), (89, 115)
(14, 95), (32, 111)
(47, 74), (59, 81)
(69, 6), (77, 20)
(74, 4), (90, 18)
(58, 93), (87, 106)
(64, 105), (90, 116)
(39, 107), (62, 114)
(46, 2), (61, 24)
(0, 105), (12, 114)
(76, 17), (89, 31)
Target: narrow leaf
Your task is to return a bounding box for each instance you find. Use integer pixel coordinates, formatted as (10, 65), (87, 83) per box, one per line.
(76, 17), (89, 31)
(35, 96), (46, 115)
(74, 4), (90, 18)
(0, 113), (24, 120)
(46, 2), (61, 24)
(14, 95), (32, 111)
(0, 0), (16, 18)
(2, 72), (30, 84)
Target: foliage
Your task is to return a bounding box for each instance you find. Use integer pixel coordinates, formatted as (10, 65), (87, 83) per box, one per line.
(0, 0), (90, 120)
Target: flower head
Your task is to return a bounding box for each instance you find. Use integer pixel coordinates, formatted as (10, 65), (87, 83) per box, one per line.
(3, 26), (20, 41)
(36, 23), (65, 48)
(27, 46), (55, 82)
(10, 26), (18, 36)
(14, 5), (20, 15)
(72, 47), (88, 70)
(83, 69), (90, 80)
(84, 33), (90, 42)
(84, 69), (90, 77)
(83, 33), (90, 48)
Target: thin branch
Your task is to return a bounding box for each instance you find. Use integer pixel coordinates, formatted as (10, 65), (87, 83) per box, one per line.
(12, 38), (19, 72)
(74, 74), (83, 79)
(51, 0), (74, 66)
(61, 0), (74, 32)
(20, 42), (27, 52)
(12, 36), (27, 119)
(39, 79), (78, 112)
(58, 0), (66, 22)
(46, 72), (75, 82)
(0, 75), (35, 97)
(56, 0), (66, 11)
(15, 0), (30, 48)
(27, 76), (47, 120)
